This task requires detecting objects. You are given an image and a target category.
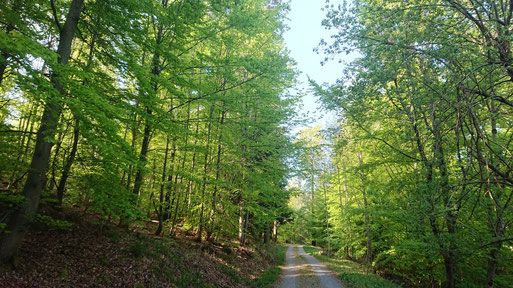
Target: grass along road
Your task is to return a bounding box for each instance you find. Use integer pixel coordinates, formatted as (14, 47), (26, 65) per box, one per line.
(302, 246), (400, 288)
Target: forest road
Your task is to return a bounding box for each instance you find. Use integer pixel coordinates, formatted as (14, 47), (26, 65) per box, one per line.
(276, 244), (345, 288)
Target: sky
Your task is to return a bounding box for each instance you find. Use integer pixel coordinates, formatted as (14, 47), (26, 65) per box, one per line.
(283, 0), (348, 130)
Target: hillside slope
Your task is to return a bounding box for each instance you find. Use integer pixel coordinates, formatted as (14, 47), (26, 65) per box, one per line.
(0, 208), (284, 288)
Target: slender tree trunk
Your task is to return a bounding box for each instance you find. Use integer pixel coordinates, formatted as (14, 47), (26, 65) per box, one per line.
(186, 105), (200, 217)
(10, 103), (35, 184)
(323, 180), (330, 257)
(163, 144), (176, 221)
(264, 222), (271, 244)
(132, 22), (164, 198)
(197, 104), (214, 242)
(155, 137), (170, 236)
(132, 109), (152, 198)
(358, 153), (371, 264)
(336, 162), (347, 256)
(244, 209), (250, 243)
(238, 143), (248, 246)
(56, 120), (79, 206)
(0, 0), (84, 265)
(207, 108), (225, 241)
(432, 108), (456, 288)
(273, 220), (278, 243)
(311, 161), (315, 215)
(47, 116), (70, 193)
(485, 99), (505, 288)
(126, 109), (140, 190)
(172, 102), (193, 234)
(238, 202), (246, 245)
(19, 106), (34, 151)
(170, 155), (186, 236)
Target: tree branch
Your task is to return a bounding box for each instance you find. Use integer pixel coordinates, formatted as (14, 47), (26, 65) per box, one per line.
(50, 0), (63, 33)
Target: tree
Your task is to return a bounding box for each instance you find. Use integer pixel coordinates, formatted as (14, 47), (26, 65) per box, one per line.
(0, 0), (85, 264)
(312, 0), (513, 286)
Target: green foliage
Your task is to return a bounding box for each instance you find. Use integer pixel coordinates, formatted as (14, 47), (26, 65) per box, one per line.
(0, 191), (25, 209)
(129, 238), (151, 259)
(250, 245), (287, 288)
(305, 0), (513, 286)
(218, 264), (249, 285)
(304, 246), (400, 288)
(32, 214), (72, 232)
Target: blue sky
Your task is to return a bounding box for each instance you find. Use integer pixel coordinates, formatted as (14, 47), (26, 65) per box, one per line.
(283, 0), (348, 129)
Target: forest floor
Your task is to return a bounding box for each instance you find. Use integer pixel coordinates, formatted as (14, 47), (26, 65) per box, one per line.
(302, 246), (401, 288)
(0, 207), (285, 287)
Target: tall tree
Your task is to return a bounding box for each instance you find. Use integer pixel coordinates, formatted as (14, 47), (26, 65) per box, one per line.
(0, 0), (84, 264)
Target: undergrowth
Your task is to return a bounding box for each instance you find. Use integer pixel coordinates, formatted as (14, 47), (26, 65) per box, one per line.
(303, 246), (401, 288)
(250, 245), (287, 288)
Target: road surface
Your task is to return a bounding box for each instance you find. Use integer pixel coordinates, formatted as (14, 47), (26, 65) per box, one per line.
(276, 245), (344, 288)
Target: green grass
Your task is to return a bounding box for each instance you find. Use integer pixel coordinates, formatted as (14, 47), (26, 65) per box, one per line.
(303, 246), (401, 288)
(250, 245), (288, 288)
(218, 264), (249, 285)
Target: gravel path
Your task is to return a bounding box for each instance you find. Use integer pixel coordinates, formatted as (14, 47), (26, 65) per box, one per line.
(277, 245), (298, 288)
(277, 245), (344, 288)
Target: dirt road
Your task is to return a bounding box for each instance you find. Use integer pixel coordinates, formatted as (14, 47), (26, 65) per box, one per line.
(276, 245), (344, 288)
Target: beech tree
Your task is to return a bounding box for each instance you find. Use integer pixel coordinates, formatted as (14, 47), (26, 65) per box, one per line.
(0, 0), (296, 265)
(298, 0), (513, 286)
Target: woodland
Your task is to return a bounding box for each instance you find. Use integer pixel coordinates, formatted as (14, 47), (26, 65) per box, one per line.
(0, 0), (294, 268)
(284, 0), (513, 287)
(1, 0), (513, 288)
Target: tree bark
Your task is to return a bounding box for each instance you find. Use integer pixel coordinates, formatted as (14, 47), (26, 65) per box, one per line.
(56, 120), (79, 206)
(358, 153), (371, 264)
(207, 108), (225, 241)
(323, 180), (330, 257)
(132, 22), (164, 198)
(484, 98), (505, 288)
(272, 220), (278, 243)
(197, 104), (214, 242)
(264, 222), (271, 244)
(155, 137), (170, 236)
(238, 202), (246, 245)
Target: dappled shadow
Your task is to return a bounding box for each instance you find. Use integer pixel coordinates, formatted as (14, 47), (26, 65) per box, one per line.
(296, 245), (344, 288)
(277, 245), (344, 288)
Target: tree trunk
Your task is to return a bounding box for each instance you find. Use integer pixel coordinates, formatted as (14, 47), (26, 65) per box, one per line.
(56, 120), (80, 206)
(484, 98), (505, 288)
(273, 220), (278, 243)
(358, 153), (371, 264)
(10, 103), (35, 184)
(186, 105), (200, 217)
(132, 22), (164, 198)
(132, 109), (152, 198)
(323, 181), (330, 257)
(207, 108), (225, 241)
(238, 203), (246, 245)
(0, 0), (84, 265)
(197, 104), (214, 242)
(47, 125), (67, 192)
(155, 137), (170, 236)
(264, 222), (271, 244)
(433, 108), (456, 288)
(335, 162), (348, 256)
(125, 109), (140, 190)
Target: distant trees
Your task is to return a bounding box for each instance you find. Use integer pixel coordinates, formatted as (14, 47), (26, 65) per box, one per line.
(0, 0), (296, 265)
